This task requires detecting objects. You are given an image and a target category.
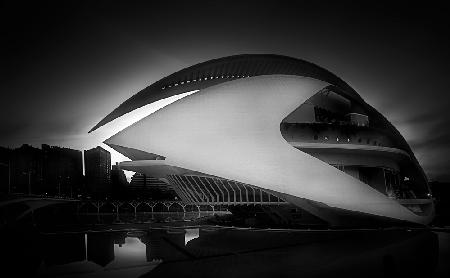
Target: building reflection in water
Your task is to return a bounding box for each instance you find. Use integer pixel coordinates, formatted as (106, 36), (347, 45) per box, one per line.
(34, 228), (446, 278)
(39, 231), (158, 277)
(185, 228), (200, 245)
(109, 235), (147, 268)
(146, 229), (440, 278)
(144, 228), (189, 262)
(87, 232), (115, 267)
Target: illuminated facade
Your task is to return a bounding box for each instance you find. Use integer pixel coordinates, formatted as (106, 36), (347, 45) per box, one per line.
(91, 54), (434, 227)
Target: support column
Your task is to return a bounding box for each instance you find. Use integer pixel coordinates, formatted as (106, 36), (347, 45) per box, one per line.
(180, 203), (186, 213)
(164, 202), (172, 212)
(112, 201), (122, 220)
(130, 201), (140, 218)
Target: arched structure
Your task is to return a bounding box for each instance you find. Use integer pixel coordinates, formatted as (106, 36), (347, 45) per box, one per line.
(93, 54), (434, 227)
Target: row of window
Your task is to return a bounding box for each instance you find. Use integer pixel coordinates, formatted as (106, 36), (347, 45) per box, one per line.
(331, 165), (421, 200)
(312, 135), (382, 146)
(161, 74), (252, 90)
(314, 106), (344, 123)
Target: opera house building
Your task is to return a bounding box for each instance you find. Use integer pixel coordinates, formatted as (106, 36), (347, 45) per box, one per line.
(91, 54), (434, 227)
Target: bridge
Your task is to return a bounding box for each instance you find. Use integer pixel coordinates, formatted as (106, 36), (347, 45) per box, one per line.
(0, 195), (222, 224)
(0, 194), (78, 224)
(78, 200), (195, 215)
(0, 187), (290, 225)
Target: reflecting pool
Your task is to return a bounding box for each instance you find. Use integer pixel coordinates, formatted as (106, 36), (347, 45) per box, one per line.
(1, 225), (449, 278)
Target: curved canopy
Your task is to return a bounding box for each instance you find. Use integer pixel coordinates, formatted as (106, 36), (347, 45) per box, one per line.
(90, 54), (361, 132)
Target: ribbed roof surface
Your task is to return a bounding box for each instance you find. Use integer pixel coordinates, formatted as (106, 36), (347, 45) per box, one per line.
(90, 54), (361, 132)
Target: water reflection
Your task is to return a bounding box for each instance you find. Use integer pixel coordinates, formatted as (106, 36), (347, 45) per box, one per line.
(110, 237), (147, 267)
(148, 228), (442, 278)
(38, 232), (159, 278)
(87, 233), (115, 267)
(184, 228), (200, 245)
(1, 226), (448, 278)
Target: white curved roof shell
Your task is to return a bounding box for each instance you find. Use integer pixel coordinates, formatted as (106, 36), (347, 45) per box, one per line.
(105, 75), (430, 225)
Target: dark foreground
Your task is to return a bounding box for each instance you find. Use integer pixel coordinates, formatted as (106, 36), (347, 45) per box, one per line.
(1, 220), (449, 278)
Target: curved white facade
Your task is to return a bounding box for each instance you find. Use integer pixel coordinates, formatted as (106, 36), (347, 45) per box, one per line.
(95, 55), (434, 227)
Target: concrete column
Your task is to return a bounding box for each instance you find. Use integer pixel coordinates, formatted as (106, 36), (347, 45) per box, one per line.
(130, 201), (140, 218)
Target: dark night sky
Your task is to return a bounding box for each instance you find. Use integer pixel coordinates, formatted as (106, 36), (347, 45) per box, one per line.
(1, 1), (450, 181)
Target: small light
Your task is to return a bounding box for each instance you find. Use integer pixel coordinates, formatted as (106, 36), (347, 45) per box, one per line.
(162, 86), (165, 90)
(186, 80), (190, 83)
(181, 81), (184, 84)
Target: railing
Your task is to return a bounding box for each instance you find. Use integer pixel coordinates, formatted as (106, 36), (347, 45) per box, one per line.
(281, 122), (399, 150)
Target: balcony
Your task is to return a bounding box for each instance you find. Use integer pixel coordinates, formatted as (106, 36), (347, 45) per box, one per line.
(281, 122), (401, 150)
